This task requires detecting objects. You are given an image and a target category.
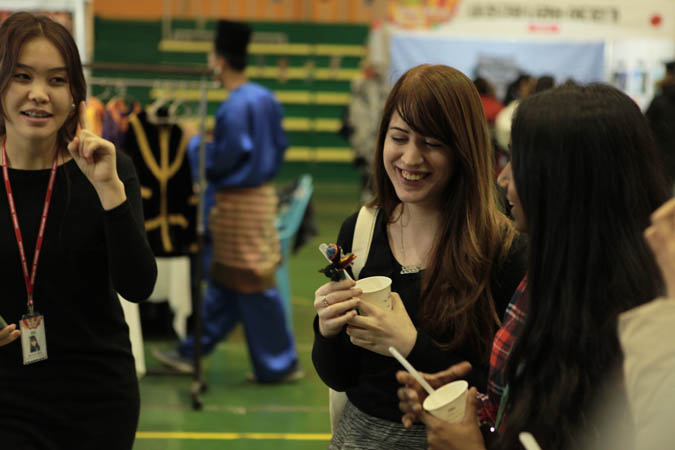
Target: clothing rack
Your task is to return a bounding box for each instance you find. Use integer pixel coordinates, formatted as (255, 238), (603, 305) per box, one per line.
(87, 63), (211, 410)
(88, 76), (219, 90)
(87, 61), (211, 75)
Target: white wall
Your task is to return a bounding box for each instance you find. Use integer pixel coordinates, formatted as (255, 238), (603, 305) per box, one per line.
(384, 0), (675, 108)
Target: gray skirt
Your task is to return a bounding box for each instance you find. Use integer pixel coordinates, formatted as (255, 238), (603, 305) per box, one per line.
(328, 399), (428, 450)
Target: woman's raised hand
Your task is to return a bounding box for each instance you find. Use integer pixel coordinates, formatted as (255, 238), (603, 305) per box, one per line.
(67, 101), (126, 210)
(314, 279), (362, 338)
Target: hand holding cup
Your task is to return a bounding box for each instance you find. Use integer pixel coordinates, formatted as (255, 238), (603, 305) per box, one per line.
(346, 292), (416, 356)
(392, 354), (483, 449)
(422, 386), (486, 450)
(396, 361), (472, 428)
(314, 279), (362, 338)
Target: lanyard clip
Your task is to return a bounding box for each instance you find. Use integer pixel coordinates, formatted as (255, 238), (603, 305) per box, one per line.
(27, 296), (35, 316)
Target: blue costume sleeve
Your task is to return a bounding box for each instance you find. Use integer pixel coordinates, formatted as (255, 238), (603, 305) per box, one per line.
(195, 84), (288, 189)
(205, 102), (254, 183)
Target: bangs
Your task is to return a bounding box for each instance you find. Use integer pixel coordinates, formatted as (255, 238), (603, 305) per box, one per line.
(395, 77), (452, 145)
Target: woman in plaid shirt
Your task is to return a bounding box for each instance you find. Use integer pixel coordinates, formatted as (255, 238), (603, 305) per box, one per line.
(397, 83), (669, 450)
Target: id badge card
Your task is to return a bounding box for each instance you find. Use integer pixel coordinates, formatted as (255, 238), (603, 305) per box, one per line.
(20, 313), (47, 365)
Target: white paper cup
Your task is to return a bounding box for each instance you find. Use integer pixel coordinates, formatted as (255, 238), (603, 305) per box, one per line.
(423, 380), (468, 423)
(355, 276), (392, 311)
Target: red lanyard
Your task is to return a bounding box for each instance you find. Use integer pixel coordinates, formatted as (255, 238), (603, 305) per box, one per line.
(2, 137), (58, 315)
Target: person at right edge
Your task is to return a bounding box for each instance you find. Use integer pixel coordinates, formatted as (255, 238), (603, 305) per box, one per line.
(154, 20), (302, 383)
(645, 60), (675, 190)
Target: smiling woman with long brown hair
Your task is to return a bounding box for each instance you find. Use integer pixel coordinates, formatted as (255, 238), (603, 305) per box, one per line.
(311, 64), (526, 449)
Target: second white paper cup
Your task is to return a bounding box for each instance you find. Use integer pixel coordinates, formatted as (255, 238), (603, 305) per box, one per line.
(423, 380), (468, 423)
(355, 276), (392, 310)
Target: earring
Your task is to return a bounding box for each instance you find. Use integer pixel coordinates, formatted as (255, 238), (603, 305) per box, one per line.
(71, 103), (76, 110)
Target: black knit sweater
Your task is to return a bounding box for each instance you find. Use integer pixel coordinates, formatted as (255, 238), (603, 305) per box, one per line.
(312, 209), (526, 422)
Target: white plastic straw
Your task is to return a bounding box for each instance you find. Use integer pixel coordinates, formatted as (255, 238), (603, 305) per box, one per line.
(388, 346), (435, 395)
(519, 432), (543, 450)
(318, 243), (354, 281)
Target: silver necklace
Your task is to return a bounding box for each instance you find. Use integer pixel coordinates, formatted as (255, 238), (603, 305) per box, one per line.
(399, 206), (421, 275)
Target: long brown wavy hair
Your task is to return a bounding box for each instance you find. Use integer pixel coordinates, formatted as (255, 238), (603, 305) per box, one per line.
(370, 64), (516, 360)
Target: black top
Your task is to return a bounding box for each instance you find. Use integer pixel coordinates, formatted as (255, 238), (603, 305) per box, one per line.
(646, 81), (675, 187)
(312, 210), (527, 422)
(0, 152), (156, 404)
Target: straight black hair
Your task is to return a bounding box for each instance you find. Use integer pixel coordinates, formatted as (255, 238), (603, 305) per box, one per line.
(500, 83), (669, 449)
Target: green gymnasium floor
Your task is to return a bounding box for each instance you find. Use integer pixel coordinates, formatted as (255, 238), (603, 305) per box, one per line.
(135, 171), (362, 450)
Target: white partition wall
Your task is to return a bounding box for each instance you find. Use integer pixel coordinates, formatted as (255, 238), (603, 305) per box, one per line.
(390, 36), (605, 98)
(383, 0), (675, 108)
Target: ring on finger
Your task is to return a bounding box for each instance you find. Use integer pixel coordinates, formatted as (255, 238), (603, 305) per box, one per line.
(322, 296), (329, 308)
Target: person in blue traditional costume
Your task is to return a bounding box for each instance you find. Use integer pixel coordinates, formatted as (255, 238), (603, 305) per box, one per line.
(153, 19), (303, 383)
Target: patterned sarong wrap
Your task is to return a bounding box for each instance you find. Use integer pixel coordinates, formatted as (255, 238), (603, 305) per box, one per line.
(209, 183), (280, 293)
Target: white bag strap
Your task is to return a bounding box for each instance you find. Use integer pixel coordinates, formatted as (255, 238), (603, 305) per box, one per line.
(351, 206), (378, 280)
(327, 206), (377, 433)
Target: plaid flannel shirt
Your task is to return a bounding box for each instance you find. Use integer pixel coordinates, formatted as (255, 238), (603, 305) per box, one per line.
(478, 276), (528, 426)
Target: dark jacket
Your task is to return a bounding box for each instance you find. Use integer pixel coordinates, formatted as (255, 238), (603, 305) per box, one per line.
(646, 77), (675, 189)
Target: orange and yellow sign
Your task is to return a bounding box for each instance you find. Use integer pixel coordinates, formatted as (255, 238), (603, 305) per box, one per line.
(387, 0), (462, 29)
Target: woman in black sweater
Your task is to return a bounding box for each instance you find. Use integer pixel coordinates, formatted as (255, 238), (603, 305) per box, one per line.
(0, 12), (157, 449)
(312, 64), (526, 449)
